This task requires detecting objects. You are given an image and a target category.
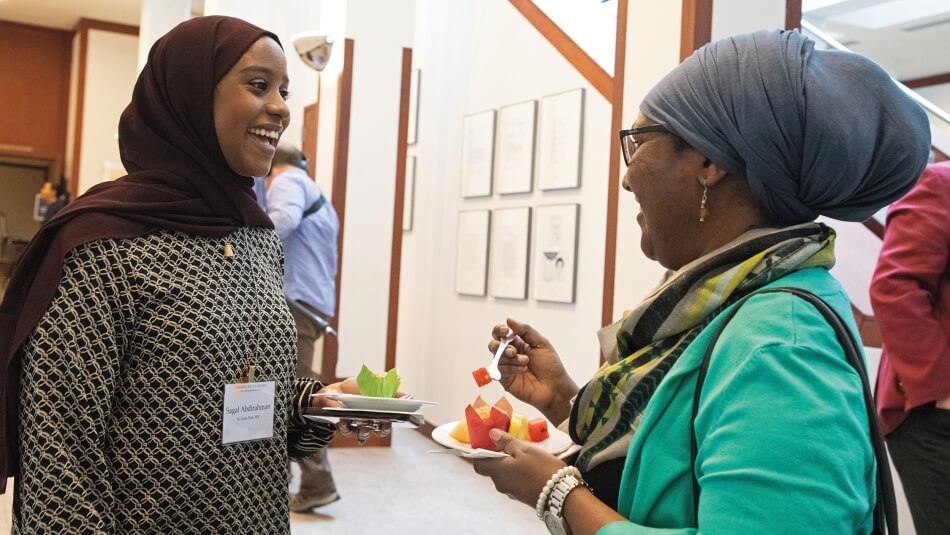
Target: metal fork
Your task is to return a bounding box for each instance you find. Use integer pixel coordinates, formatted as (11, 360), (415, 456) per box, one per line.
(486, 328), (516, 381)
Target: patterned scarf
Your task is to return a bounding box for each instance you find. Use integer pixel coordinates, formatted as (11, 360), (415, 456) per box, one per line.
(569, 222), (837, 471)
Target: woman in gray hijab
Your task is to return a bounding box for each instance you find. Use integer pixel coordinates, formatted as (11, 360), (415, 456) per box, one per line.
(471, 29), (930, 534)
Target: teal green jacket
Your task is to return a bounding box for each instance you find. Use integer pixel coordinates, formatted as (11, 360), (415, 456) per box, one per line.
(599, 268), (876, 534)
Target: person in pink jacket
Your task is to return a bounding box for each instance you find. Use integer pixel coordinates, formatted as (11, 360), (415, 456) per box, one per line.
(872, 159), (950, 535)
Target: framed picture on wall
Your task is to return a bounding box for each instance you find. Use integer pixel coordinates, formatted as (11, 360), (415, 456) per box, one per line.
(403, 156), (416, 231)
(532, 203), (579, 303)
(494, 100), (536, 195)
(490, 207), (531, 299)
(455, 209), (491, 296)
(408, 69), (421, 145)
(460, 110), (495, 198)
(537, 88), (584, 191)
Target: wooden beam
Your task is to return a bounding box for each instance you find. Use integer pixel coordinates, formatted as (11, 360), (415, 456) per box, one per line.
(862, 217), (884, 240)
(385, 48), (413, 373)
(680, 0), (713, 61)
(69, 24), (88, 198)
(900, 71), (950, 89)
(785, 0), (802, 30)
(322, 38), (355, 383)
(602, 0), (628, 343)
(302, 100), (319, 179)
(508, 0), (613, 102)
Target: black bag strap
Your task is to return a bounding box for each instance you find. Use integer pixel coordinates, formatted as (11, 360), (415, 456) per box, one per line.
(690, 287), (897, 534)
(302, 193), (327, 219)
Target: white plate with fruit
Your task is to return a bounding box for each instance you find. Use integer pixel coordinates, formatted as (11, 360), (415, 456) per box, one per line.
(430, 396), (574, 458)
(431, 420), (573, 457)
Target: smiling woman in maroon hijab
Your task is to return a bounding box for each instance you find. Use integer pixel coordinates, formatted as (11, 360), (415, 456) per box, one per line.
(0, 15), (357, 532)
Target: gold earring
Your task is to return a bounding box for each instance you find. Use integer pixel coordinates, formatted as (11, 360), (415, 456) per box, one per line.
(699, 179), (708, 222)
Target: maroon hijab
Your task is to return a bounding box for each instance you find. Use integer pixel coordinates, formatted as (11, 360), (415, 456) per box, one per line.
(0, 15), (280, 489)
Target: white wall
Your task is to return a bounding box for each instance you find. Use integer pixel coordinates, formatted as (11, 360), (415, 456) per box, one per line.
(333, 0), (416, 378)
(532, 0), (618, 75)
(915, 82), (950, 157)
(397, 0), (612, 426)
(711, 0), (786, 41)
(76, 29), (138, 194)
(311, 0), (347, 202)
(137, 0), (191, 72)
(917, 82), (950, 113)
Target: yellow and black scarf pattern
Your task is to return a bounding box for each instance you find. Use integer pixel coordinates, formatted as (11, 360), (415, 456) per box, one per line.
(570, 223), (837, 471)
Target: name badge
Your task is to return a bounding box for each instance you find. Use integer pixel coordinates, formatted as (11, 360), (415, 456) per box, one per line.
(222, 381), (276, 445)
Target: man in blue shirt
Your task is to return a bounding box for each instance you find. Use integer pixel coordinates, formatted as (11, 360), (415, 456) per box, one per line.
(264, 143), (341, 512)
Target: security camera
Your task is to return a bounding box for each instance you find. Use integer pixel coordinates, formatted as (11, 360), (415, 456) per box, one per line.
(291, 32), (334, 72)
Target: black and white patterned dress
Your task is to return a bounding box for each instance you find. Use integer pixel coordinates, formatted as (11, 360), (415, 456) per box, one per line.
(13, 227), (333, 534)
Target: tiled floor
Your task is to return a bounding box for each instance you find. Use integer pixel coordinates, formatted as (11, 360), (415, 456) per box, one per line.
(0, 428), (545, 534)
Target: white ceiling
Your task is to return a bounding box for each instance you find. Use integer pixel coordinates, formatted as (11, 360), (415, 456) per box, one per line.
(0, 0), (141, 30)
(804, 0), (950, 81)
(1, 0), (947, 83)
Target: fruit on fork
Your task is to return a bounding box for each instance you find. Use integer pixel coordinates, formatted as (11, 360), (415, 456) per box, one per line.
(471, 367), (492, 387)
(472, 327), (516, 387)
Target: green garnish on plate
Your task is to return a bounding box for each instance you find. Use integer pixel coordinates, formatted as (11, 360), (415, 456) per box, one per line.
(356, 365), (401, 398)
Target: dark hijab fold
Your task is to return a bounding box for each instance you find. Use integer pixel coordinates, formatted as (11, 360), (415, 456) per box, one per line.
(641, 29), (932, 224)
(0, 15), (279, 488)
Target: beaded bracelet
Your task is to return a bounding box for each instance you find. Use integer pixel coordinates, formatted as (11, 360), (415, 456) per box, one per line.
(536, 466), (582, 519)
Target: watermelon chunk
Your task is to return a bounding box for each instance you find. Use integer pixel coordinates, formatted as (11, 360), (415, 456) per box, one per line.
(472, 367), (492, 387)
(465, 404), (511, 451)
(527, 418), (550, 442)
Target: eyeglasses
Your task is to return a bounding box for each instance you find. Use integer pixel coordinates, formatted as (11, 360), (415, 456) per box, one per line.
(619, 124), (668, 166)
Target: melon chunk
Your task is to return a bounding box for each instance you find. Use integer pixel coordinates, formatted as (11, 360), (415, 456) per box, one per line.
(508, 412), (529, 440)
(527, 418), (550, 442)
(465, 404), (511, 451)
(449, 420), (470, 443)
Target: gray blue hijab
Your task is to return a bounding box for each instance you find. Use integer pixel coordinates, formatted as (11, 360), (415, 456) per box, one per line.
(641, 29), (931, 224)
